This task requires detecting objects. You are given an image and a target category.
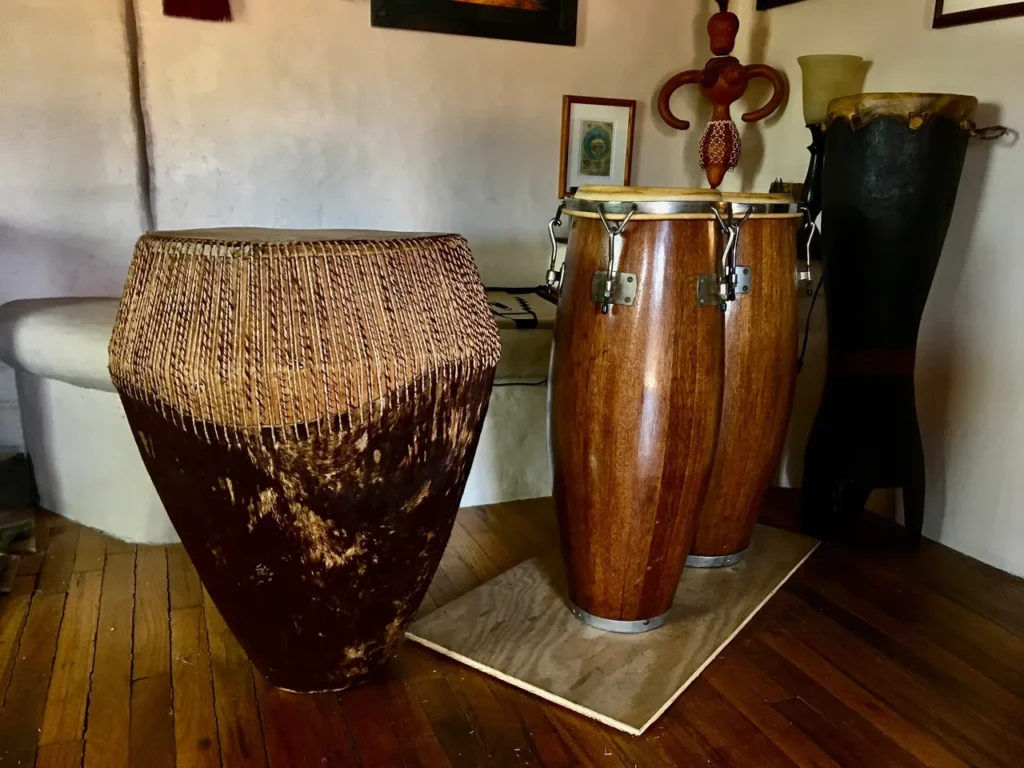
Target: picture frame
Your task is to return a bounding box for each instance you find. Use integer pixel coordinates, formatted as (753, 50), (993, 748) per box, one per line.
(756, 0), (808, 9)
(371, 0), (578, 46)
(558, 96), (637, 199)
(933, 0), (1024, 27)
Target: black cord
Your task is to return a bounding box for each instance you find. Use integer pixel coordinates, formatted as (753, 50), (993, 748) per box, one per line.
(493, 379), (548, 388)
(797, 276), (824, 374)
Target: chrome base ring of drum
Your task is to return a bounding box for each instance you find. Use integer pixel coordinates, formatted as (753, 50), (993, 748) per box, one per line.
(685, 547), (751, 569)
(569, 603), (671, 634)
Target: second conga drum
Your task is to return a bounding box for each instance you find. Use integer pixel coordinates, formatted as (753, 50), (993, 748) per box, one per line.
(688, 193), (802, 568)
(550, 187), (725, 632)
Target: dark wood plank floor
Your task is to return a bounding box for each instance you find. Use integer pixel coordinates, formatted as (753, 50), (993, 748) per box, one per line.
(0, 491), (1021, 767)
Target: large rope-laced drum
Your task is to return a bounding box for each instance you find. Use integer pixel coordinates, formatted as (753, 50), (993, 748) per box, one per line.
(109, 228), (500, 692)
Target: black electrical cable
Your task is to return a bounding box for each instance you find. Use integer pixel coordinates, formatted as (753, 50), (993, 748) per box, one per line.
(797, 275), (825, 374)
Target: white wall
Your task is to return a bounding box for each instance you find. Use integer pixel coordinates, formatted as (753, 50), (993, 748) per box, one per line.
(751, 0), (1024, 576)
(0, 0), (145, 447)
(134, 0), (729, 289)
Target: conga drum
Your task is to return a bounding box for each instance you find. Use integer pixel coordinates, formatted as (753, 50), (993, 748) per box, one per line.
(109, 228), (500, 692)
(550, 187), (726, 633)
(687, 194), (802, 567)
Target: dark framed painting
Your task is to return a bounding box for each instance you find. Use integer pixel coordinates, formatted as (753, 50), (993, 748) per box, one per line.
(371, 0), (578, 46)
(934, 0), (1024, 27)
(756, 0), (808, 9)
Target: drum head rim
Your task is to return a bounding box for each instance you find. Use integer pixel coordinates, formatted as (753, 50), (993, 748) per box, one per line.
(569, 604), (672, 634)
(563, 198), (719, 218)
(563, 198), (801, 218)
(685, 547), (751, 569)
(573, 185), (723, 203)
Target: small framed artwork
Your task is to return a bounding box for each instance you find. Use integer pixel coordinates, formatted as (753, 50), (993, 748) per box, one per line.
(558, 96), (637, 199)
(371, 0), (578, 46)
(933, 0), (1024, 27)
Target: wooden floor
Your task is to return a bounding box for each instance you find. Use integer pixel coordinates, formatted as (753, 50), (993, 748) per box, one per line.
(0, 492), (1021, 768)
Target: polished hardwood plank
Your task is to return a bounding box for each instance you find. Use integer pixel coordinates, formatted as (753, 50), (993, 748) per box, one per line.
(171, 606), (221, 768)
(253, 672), (362, 767)
(0, 592), (65, 766)
(37, 524), (80, 594)
(130, 674), (175, 768)
(168, 544), (203, 611)
(73, 527), (107, 573)
(40, 570), (103, 745)
(203, 589), (269, 768)
(0, 589), (31, 702)
(84, 551), (136, 768)
(133, 545), (170, 680)
(36, 740), (85, 768)
(337, 684), (406, 768)
(0, 494), (1017, 768)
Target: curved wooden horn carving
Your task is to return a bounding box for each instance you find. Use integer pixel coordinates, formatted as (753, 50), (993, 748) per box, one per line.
(657, 70), (703, 131)
(741, 64), (788, 124)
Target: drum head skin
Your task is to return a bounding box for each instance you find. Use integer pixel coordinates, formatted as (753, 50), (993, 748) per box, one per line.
(565, 187), (798, 220)
(720, 192), (794, 205)
(565, 186), (722, 220)
(720, 192), (802, 218)
(574, 186), (722, 203)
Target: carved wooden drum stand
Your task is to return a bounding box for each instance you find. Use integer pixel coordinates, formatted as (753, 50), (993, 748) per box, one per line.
(548, 187), (739, 634)
(109, 229), (500, 692)
(687, 193), (803, 568)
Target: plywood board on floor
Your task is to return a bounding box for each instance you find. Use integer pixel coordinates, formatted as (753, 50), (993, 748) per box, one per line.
(407, 524), (818, 735)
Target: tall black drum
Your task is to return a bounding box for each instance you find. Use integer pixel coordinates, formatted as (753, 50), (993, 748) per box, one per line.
(801, 93), (978, 543)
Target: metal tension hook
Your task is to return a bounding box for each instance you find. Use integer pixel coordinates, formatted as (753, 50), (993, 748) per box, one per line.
(799, 205), (819, 297)
(597, 203), (638, 315)
(545, 201), (567, 292)
(712, 205), (753, 310)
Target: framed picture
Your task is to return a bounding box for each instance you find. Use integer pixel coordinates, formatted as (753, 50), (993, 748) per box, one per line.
(558, 96), (637, 199)
(933, 0), (1024, 27)
(756, 0), (808, 9)
(371, 0), (578, 46)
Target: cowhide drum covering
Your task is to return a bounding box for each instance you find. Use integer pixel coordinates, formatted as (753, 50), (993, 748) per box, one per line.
(109, 228), (500, 692)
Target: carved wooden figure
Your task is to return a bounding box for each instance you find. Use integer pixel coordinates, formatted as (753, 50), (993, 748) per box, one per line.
(657, 0), (786, 188)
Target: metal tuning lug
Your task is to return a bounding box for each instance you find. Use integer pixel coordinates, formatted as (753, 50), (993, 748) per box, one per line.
(735, 265), (753, 296)
(799, 206), (818, 296)
(591, 271), (637, 308)
(710, 204), (753, 310)
(595, 203), (638, 315)
(697, 273), (722, 308)
(545, 202), (567, 292)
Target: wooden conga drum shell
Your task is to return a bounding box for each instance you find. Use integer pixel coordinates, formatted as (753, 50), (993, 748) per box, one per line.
(109, 229), (500, 692)
(689, 199), (800, 567)
(551, 195), (724, 630)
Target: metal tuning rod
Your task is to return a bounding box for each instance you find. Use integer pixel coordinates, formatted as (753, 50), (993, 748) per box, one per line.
(545, 202), (567, 292)
(711, 204), (753, 310)
(798, 204), (819, 297)
(595, 204), (639, 315)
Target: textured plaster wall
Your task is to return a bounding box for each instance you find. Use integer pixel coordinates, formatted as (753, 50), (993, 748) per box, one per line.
(133, 0), (730, 288)
(0, 0), (145, 446)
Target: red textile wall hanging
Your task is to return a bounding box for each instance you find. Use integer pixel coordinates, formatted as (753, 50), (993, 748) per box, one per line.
(163, 0), (232, 21)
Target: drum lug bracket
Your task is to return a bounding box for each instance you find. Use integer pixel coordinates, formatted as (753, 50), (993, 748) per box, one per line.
(591, 271), (637, 308)
(697, 274), (722, 308)
(735, 265), (752, 296)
